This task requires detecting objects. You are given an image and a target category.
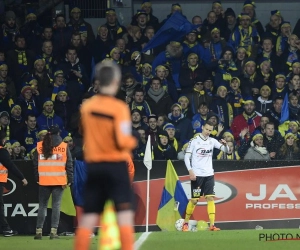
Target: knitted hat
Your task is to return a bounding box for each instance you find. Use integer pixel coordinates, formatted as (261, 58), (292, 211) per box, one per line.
(10, 140), (20, 148)
(271, 10), (281, 17)
(27, 76), (38, 86)
(211, 27), (220, 34)
(155, 65), (166, 71)
(106, 8), (116, 15)
(231, 77), (241, 86)
(71, 6), (81, 13)
(245, 58), (256, 65)
(275, 73), (286, 80)
(281, 21), (291, 28)
(163, 123), (175, 130)
(43, 98), (53, 107)
(48, 125), (60, 135)
(171, 3), (182, 11)
(21, 83), (32, 95)
(5, 11), (16, 21)
(131, 108), (142, 116)
(158, 130), (169, 139)
(223, 130), (234, 140)
(37, 128), (48, 137)
(54, 69), (64, 77)
(34, 56), (45, 66)
(0, 81), (6, 87)
(252, 131), (263, 141)
(0, 61), (8, 70)
(243, 0), (255, 8)
(142, 63), (152, 69)
(26, 9), (36, 20)
(225, 8), (236, 18)
(212, 1), (222, 7)
(243, 96), (255, 104)
(289, 120), (299, 128)
(178, 95), (189, 103)
(217, 85), (227, 93)
(131, 51), (141, 60)
(141, 0), (152, 8)
(148, 114), (157, 120)
(260, 85), (271, 95)
(61, 130), (72, 142)
(285, 129), (296, 140)
(239, 12), (251, 19)
(0, 111), (9, 119)
(171, 103), (182, 111)
(11, 104), (21, 114)
(136, 9), (147, 17)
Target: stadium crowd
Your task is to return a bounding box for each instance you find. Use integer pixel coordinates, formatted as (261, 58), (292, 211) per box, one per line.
(1, 0), (300, 162)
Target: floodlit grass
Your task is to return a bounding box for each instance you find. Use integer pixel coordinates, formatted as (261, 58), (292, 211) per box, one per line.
(1, 230), (300, 250)
(140, 229), (300, 250)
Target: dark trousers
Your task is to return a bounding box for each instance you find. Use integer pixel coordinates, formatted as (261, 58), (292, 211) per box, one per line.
(0, 184), (10, 231)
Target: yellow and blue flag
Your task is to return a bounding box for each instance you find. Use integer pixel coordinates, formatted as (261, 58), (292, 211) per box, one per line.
(156, 160), (188, 231)
(280, 93), (289, 124)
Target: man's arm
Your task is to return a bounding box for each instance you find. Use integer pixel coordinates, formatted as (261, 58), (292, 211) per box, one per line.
(0, 149), (25, 181)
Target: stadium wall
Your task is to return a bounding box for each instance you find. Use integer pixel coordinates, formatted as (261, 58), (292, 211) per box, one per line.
(3, 160), (300, 234)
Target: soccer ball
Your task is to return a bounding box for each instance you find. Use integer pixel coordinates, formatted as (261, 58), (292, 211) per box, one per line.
(175, 219), (184, 231)
(197, 220), (209, 231)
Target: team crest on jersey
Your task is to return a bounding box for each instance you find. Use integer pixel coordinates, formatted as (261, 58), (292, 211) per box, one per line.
(193, 188), (201, 197)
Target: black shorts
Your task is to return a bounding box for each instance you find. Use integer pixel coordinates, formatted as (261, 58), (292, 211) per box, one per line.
(190, 175), (215, 198)
(83, 162), (133, 213)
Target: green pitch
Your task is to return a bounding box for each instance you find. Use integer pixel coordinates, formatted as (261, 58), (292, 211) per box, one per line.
(1, 229), (300, 250)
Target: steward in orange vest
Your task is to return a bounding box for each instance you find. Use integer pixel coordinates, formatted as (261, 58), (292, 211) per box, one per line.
(32, 125), (73, 240)
(0, 130), (28, 237)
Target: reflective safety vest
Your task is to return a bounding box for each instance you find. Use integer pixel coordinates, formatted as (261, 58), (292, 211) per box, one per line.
(0, 146), (8, 183)
(37, 141), (67, 186)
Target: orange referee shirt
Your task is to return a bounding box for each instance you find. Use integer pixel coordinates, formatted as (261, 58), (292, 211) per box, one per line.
(80, 94), (137, 163)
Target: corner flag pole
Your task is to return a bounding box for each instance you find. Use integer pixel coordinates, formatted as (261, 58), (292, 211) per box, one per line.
(143, 135), (152, 233)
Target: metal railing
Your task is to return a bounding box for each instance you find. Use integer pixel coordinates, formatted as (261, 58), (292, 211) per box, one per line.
(71, 0), (108, 18)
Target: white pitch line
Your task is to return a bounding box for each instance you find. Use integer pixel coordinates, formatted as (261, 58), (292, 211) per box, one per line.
(134, 232), (152, 250)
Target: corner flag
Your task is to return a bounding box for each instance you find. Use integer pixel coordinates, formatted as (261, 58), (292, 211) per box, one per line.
(143, 135), (152, 170)
(156, 160), (188, 231)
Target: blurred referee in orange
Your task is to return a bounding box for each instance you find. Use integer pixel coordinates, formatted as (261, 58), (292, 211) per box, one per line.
(74, 61), (137, 250)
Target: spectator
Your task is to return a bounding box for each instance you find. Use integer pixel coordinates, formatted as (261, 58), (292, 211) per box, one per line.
(234, 47), (248, 75)
(227, 77), (244, 116)
(0, 11), (19, 51)
(141, 27), (157, 64)
(239, 59), (262, 98)
(131, 10), (148, 37)
(119, 73), (141, 103)
(67, 6), (95, 44)
(288, 93), (300, 120)
(6, 34), (36, 91)
(92, 25), (111, 64)
(272, 73), (288, 99)
(265, 10), (283, 46)
(163, 123), (180, 152)
(16, 83), (39, 117)
(210, 85), (233, 129)
(253, 115), (270, 135)
(178, 96), (193, 119)
(0, 111), (10, 141)
(37, 99), (64, 130)
(86, 78), (100, 97)
(231, 97), (261, 144)
(280, 34), (300, 74)
(192, 102), (209, 133)
(50, 70), (66, 101)
(224, 8), (237, 40)
(9, 104), (24, 140)
(181, 31), (206, 62)
(186, 78), (213, 115)
(54, 90), (72, 129)
(264, 96), (283, 130)
(37, 128), (47, 142)
(179, 53), (207, 94)
(131, 108), (148, 131)
(140, 0), (159, 30)
(52, 14), (72, 61)
(146, 114), (160, 146)
(204, 28), (227, 64)
(61, 130), (83, 161)
(40, 40), (56, 74)
(10, 140), (25, 160)
(157, 114), (168, 128)
(206, 112), (224, 138)
(255, 85), (273, 115)
(104, 8), (127, 43)
(33, 26), (53, 56)
(177, 140), (189, 160)
(160, 3), (184, 28)
(0, 82), (13, 112)
(168, 103), (193, 144)
(263, 122), (284, 159)
(256, 58), (274, 88)
(288, 73), (300, 93)
(217, 141), (240, 160)
(279, 120), (299, 140)
(140, 63), (153, 86)
(152, 130), (177, 160)
(133, 127), (147, 160)
(70, 32), (93, 77)
(244, 131), (270, 160)
(229, 13), (259, 58)
(276, 21), (292, 56)
(32, 57), (53, 101)
(16, 114), (38, 153)
(277, 131), (300, 160)
(57, 47), (88, 107)
(242, 1), (264, 37)
(0, 62), (16, 99)
(130, 88), (151, 117)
